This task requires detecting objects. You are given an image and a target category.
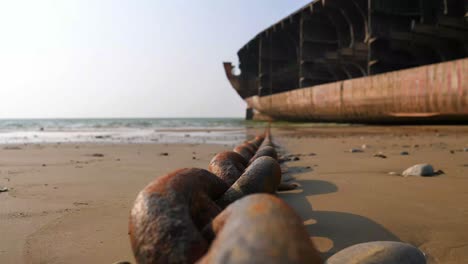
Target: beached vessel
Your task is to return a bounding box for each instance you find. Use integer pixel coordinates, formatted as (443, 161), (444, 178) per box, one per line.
(224, 0), (468, 123)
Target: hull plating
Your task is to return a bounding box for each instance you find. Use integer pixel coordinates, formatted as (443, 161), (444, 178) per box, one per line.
(245, 58), (468, 123)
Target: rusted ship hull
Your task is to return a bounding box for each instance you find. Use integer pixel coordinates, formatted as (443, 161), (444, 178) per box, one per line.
(224, 0), (468, 123)
(245, 58), (468, 123)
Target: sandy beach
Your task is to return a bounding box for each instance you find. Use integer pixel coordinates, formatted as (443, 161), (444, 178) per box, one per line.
(1, 125), (468, 263)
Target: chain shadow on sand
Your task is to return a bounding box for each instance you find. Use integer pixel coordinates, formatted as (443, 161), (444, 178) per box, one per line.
(278, 168), (401, 260)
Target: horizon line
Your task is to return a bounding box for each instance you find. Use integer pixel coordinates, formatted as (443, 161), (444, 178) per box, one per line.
(0, 116), (245, 120)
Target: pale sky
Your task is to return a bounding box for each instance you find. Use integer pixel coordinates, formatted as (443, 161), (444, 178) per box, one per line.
(0, 0), (310, 118)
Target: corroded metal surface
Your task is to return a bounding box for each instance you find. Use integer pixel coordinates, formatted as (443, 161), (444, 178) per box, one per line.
(216, 156), (281, 208)
(198, 194), (323, 264)
(246, 58), (468, 123)
(208, 151), (247, 186)
(129, 129), (301, 263)
(128, 168), (229, 264)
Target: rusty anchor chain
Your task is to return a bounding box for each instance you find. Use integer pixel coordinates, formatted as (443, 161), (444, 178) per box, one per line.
(128, 127), (317, 264)
(128, 126), (428, 264)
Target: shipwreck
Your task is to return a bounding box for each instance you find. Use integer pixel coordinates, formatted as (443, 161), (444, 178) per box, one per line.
(224, 0), (468, 123)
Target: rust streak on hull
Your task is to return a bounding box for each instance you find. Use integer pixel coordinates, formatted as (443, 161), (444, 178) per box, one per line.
(246, 58), (468, 123)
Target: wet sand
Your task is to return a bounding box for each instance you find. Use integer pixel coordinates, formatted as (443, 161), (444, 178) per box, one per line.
(0, 125), (467, 263)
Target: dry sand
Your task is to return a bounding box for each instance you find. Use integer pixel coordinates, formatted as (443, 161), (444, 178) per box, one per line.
(0, 125), (467, 263)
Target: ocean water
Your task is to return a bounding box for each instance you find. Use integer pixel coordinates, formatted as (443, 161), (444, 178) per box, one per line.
(0, 118), (251, 145)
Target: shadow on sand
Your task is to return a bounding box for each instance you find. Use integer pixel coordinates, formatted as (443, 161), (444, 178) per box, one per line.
(278, 171), (400, 259)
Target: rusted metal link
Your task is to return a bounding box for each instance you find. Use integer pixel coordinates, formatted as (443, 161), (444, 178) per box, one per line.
(233, 135), (264, 159)
(215, 156), (281, 208)
(129, 129), (300, 264)
(198, 194), (322, 264)
(129, 168), (229, 264)
(208, 151), (247, 186)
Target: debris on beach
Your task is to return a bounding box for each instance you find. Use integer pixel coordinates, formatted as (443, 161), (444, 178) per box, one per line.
(464, 147), (468, 152)
(73, 202), (89, 206)
(326, 241), (426, 264)
(402, 164), (440, 177)
(350, 148), (364, 153)
(388, 172), (399, 175)
(159, 152), (169, 156)
(95, 135), (111, 139)
(0, 187), (9, 193)
(374, 153), (387, 159)
(400, 151), (409, 155)
(278, 155), (292, 163)
(361, 144), (368, 149)
(91, 153), (105, 157)
(3, 146), (22, 150)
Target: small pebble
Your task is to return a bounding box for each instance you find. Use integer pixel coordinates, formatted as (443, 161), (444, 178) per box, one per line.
(350, 148), (363, 153)
(292, 157), (300, 161)
(400, 151), (409, 156)
(464, 148), (468, 152)
(402, 164), (435, 177)
(0, 187), (9, 193)
(91, 153), (104, 157)
(361, 144), (368, 149)
(326, 241), (426, 264)
(374, 154), (387, 159)
(388, 172), (399, 175)
(160, 152), (169, 156)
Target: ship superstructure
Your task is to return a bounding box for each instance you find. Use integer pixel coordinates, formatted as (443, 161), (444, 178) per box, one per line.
(225, 0), (468, 122)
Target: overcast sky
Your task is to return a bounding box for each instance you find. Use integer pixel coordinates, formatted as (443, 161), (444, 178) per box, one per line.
(0, 0), (310, 118)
